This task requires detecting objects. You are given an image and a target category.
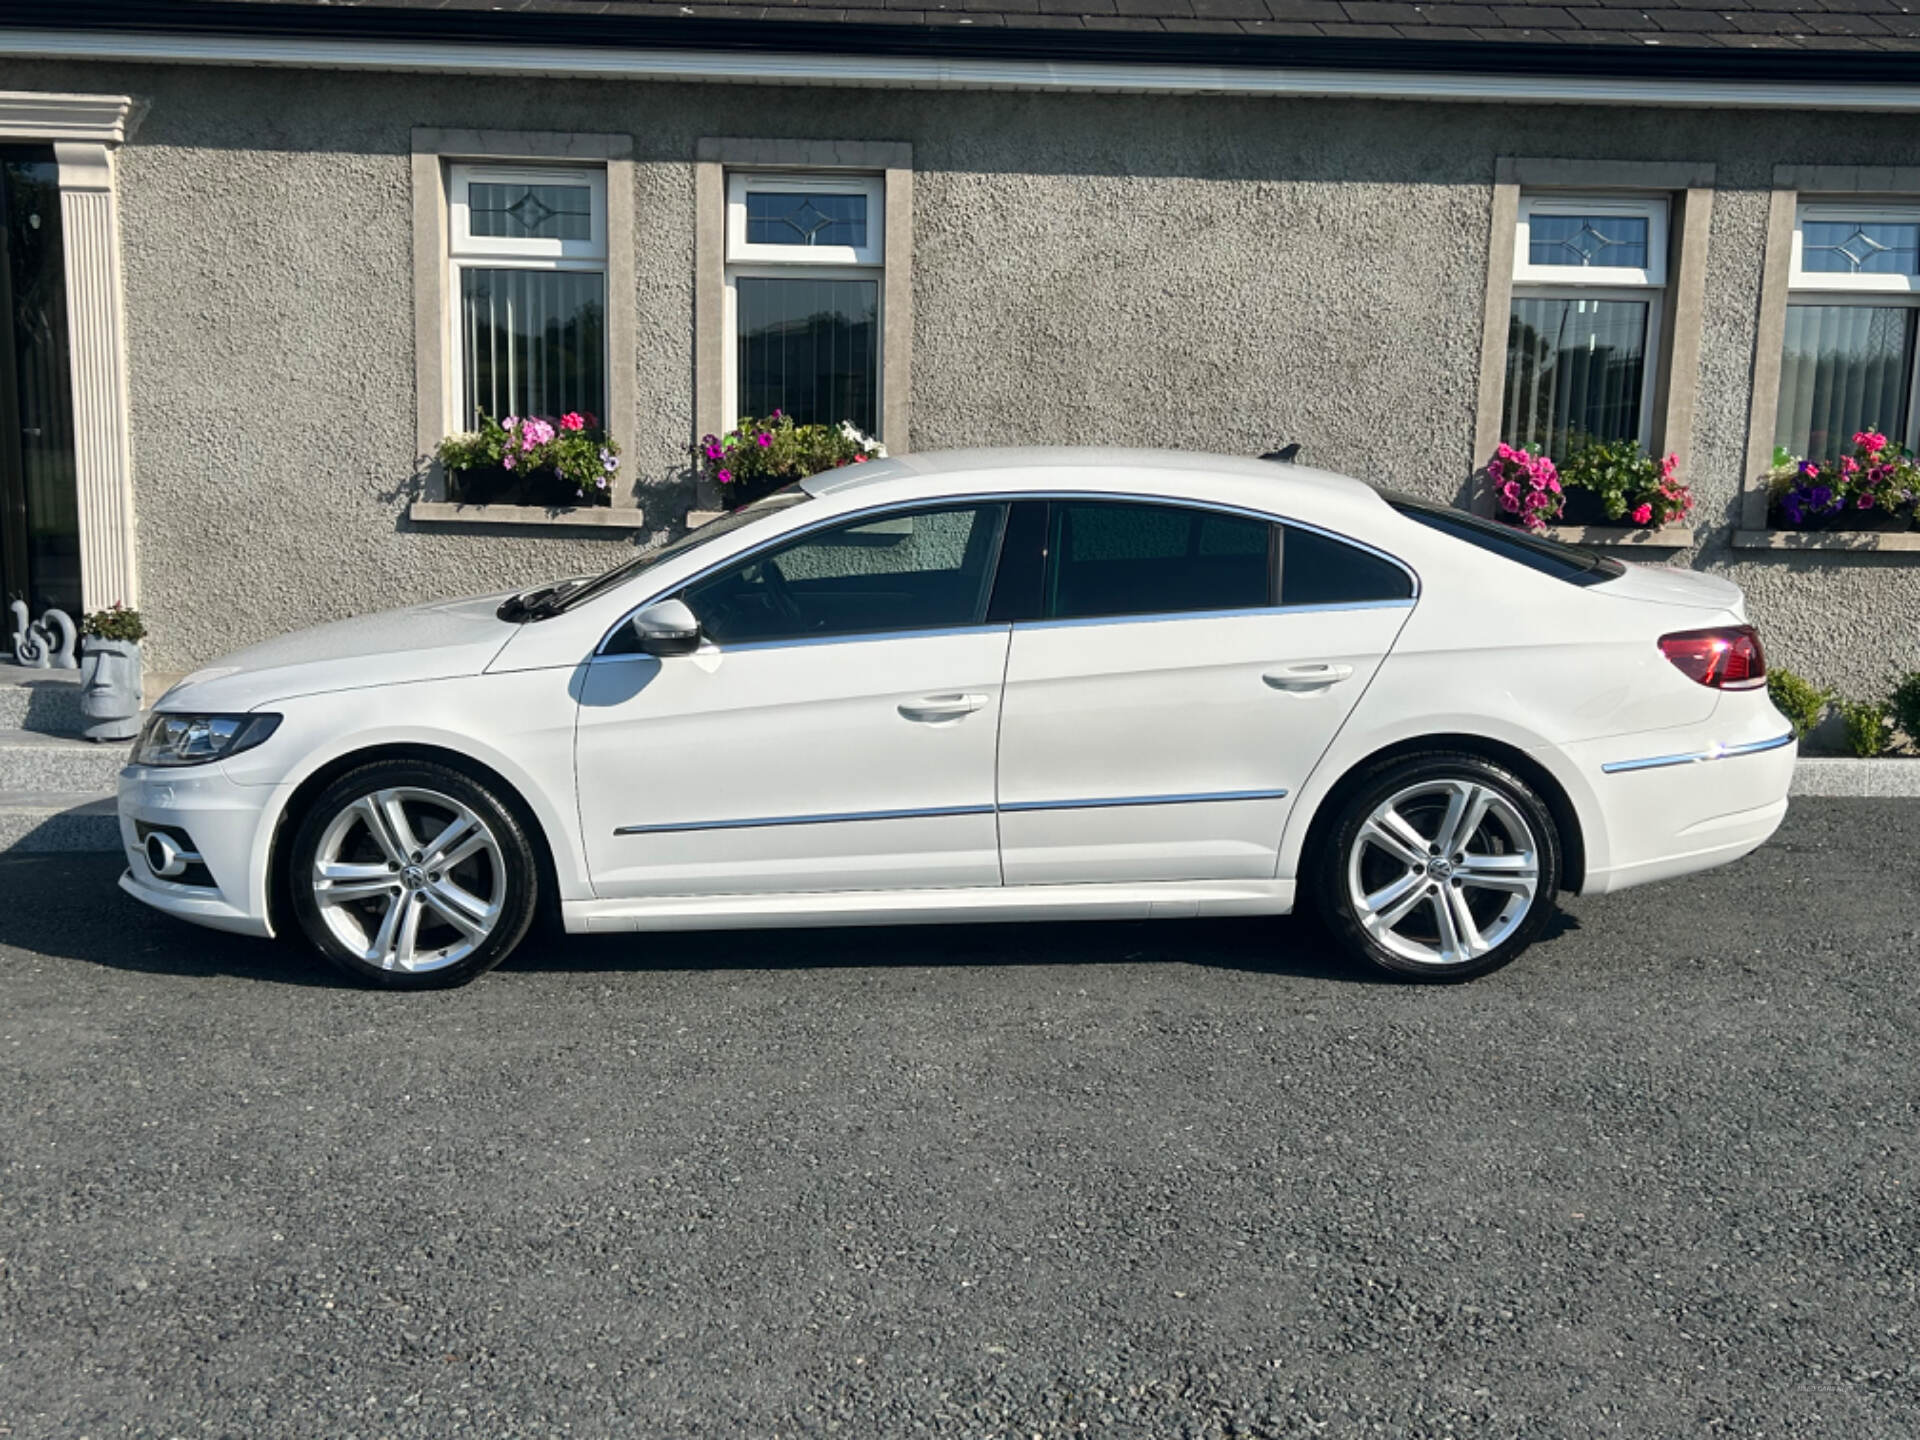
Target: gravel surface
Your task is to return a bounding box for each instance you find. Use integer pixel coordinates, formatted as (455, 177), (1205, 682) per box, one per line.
(2, 799), (1917, 1439)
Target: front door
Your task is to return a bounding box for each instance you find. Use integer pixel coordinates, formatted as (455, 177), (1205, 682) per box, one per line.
(576, 502), (1012, 898)
(0, 147), (81, 630)
(995, 499), (1416, 885)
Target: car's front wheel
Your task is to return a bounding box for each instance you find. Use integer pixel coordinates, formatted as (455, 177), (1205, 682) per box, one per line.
(1312, 752), (1563, 981)
(288, 759), (540, 988)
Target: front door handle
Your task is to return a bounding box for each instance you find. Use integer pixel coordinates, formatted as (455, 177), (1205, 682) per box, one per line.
(898, 692), (989, 722)
(1263, 663), (1355, 692)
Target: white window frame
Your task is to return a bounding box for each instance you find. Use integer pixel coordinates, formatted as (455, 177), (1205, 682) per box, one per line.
(1789, 202), (1920, 296)
(726, 171), (884, 266)
(1513, 193), (1668, 288)
(444, 162), (609, 429)
(722, 170), (886, 435)
(1778, 201), (1920, 455)
(1508, 192), (1668, 451)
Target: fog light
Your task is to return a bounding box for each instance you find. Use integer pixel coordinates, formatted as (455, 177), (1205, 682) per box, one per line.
(145, 830), (196, 879)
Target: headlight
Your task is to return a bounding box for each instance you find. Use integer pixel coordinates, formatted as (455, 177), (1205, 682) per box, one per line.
(131, 712), (282, 768)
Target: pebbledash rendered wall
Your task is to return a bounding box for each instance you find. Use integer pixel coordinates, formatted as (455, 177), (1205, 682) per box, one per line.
(9, 59), (1920, 689)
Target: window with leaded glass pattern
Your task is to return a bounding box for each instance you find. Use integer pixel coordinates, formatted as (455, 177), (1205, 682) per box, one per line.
(725, 173), (885, 441)
(1501, 194), (1668, 462)
(447, 163), (608, 431)
(1776, 204), (1920, 462)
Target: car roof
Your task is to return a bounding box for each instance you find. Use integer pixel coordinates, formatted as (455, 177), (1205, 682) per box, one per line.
(800, 446), (1381, 510)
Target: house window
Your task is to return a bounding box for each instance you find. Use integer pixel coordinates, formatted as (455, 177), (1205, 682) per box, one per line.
(724, 172), (884, 438)
(1776, 204), (1920, 461)
(447, 162), (608, 428)
(1501, 194), (1668, 461)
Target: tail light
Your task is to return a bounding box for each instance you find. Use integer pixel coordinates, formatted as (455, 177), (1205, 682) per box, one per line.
(1659, 626), (1767, 690)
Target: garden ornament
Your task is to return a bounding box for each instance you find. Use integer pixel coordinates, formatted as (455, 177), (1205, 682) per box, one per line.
(9, 603), (77, 668)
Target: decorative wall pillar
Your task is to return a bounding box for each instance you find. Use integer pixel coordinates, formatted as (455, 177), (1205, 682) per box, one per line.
(53, 141), (137, 609)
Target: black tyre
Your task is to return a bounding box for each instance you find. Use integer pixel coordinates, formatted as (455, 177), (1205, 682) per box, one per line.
(1310, 751), (1563, 982)
(287, 758), (540, 989)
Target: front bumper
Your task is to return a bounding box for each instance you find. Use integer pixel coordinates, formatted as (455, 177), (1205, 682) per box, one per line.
(116, 765), (279, 937)
(1565, 718), (1796, 896)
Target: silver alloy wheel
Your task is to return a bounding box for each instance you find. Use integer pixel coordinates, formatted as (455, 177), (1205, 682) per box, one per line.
(1345, 777), (1541, 968)
(310, 786), (504, 974)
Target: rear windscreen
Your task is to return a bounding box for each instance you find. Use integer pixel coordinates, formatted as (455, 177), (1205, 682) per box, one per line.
(1384, 492), (1625, 587)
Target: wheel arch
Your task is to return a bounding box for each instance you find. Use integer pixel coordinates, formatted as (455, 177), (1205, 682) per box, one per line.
(265, 742), (565, 941)
(1288, 732), (1590, 895)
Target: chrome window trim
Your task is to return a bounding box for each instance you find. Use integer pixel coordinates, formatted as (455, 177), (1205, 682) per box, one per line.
(1600, 731), (1795, 775)
(612, 788), (1290, 836)
(595, 488), (1421, 656)
(590, 622), (1012, 664)
(1015, 598), (1414, 632)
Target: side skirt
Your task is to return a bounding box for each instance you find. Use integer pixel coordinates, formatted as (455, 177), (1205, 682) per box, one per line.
(562, 878), (1296, 934)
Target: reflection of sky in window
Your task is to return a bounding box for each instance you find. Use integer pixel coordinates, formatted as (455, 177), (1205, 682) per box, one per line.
(1528, 213), (1649, 269)
(1801, 221), (1920, 275)
(746, 192), (868, 248)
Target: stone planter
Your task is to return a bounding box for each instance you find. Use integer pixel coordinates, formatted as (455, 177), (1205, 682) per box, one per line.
(79, 637), (143, 742)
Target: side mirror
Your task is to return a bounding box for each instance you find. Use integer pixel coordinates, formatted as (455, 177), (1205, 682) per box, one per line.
(629, 598), (702, 657)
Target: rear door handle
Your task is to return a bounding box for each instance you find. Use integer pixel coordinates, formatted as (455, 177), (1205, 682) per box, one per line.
(1263, 663), (1355, 692)
(898, 692), (989, 722)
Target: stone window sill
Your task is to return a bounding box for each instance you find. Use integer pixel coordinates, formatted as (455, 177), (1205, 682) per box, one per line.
(1731, 529), (1920, 553)
(409, 501), (651, 530)
(1540, 524), (1694, 549)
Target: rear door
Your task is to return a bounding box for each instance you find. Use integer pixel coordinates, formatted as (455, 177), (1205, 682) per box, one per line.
(995, 499), (1415, 885)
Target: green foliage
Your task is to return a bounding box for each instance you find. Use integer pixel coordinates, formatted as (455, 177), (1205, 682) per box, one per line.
(1766, 668), (1832, 740)
(1556, 436), (1692, 527)
(81, 603), (145, 643)
(1838, 698), (1894, 758)
(699, 413), (885, 510)
(435, 413), (620, 503)
(1893, 672), (1920, 746)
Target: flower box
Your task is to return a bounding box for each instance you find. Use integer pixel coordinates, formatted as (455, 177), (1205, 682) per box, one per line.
(1770, 431), (1920, 533)
(437, 412), (622, 511)
(698, 412), (884, 510)
(447, 463), (608, 509)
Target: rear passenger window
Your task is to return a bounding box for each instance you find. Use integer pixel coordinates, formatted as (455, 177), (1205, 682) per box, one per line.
(1045, 502), (1273, 620)
(1279, 526), (1414, 606)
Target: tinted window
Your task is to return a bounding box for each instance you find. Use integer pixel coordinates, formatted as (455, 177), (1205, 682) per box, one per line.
(686, 504), (1007, 645)
(1279, 526), (1414, 606)
(1045, 502), (1272, 620)
(1385, 492), (1624, 587)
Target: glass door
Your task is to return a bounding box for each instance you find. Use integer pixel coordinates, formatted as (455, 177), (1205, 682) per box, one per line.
(0, 146), (80, 631)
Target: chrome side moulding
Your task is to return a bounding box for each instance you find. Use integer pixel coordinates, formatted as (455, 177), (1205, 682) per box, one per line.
(613, 802), (997, 837)
(998, 788), (1291, 813)
(613, 788), (1291, 836)
(1600, 731), (1795, 775)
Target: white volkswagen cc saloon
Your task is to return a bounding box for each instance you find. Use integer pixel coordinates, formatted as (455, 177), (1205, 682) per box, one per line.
(117, 449), (1794, 988)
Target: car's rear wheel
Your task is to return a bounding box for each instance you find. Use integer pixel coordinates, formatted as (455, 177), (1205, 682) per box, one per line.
(1312, 752), (1562, 981)
(288, 759), (539, 988)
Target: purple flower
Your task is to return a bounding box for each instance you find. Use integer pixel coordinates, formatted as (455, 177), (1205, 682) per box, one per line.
(503, 453), (517, 471)
(756, 432), (771, 448)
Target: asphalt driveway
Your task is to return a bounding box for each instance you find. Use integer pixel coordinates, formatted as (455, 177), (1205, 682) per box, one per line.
(2, 799), (1916, 1438)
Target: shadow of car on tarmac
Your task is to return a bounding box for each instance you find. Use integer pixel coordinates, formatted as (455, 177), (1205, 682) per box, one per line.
(0, 851), (1579, 990)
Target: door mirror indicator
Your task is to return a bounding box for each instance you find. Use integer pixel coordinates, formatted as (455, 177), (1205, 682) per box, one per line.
(629, 598), (703, 657)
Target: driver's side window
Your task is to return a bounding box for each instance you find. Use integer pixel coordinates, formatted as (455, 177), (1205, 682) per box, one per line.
(683, 503), (1008, 646)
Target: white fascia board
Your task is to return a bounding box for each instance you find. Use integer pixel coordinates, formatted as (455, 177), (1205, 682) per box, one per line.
(7, 28), (1920, 110)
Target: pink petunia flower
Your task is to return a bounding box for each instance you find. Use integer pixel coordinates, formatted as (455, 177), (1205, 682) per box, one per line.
(717, 468), (732, 485)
